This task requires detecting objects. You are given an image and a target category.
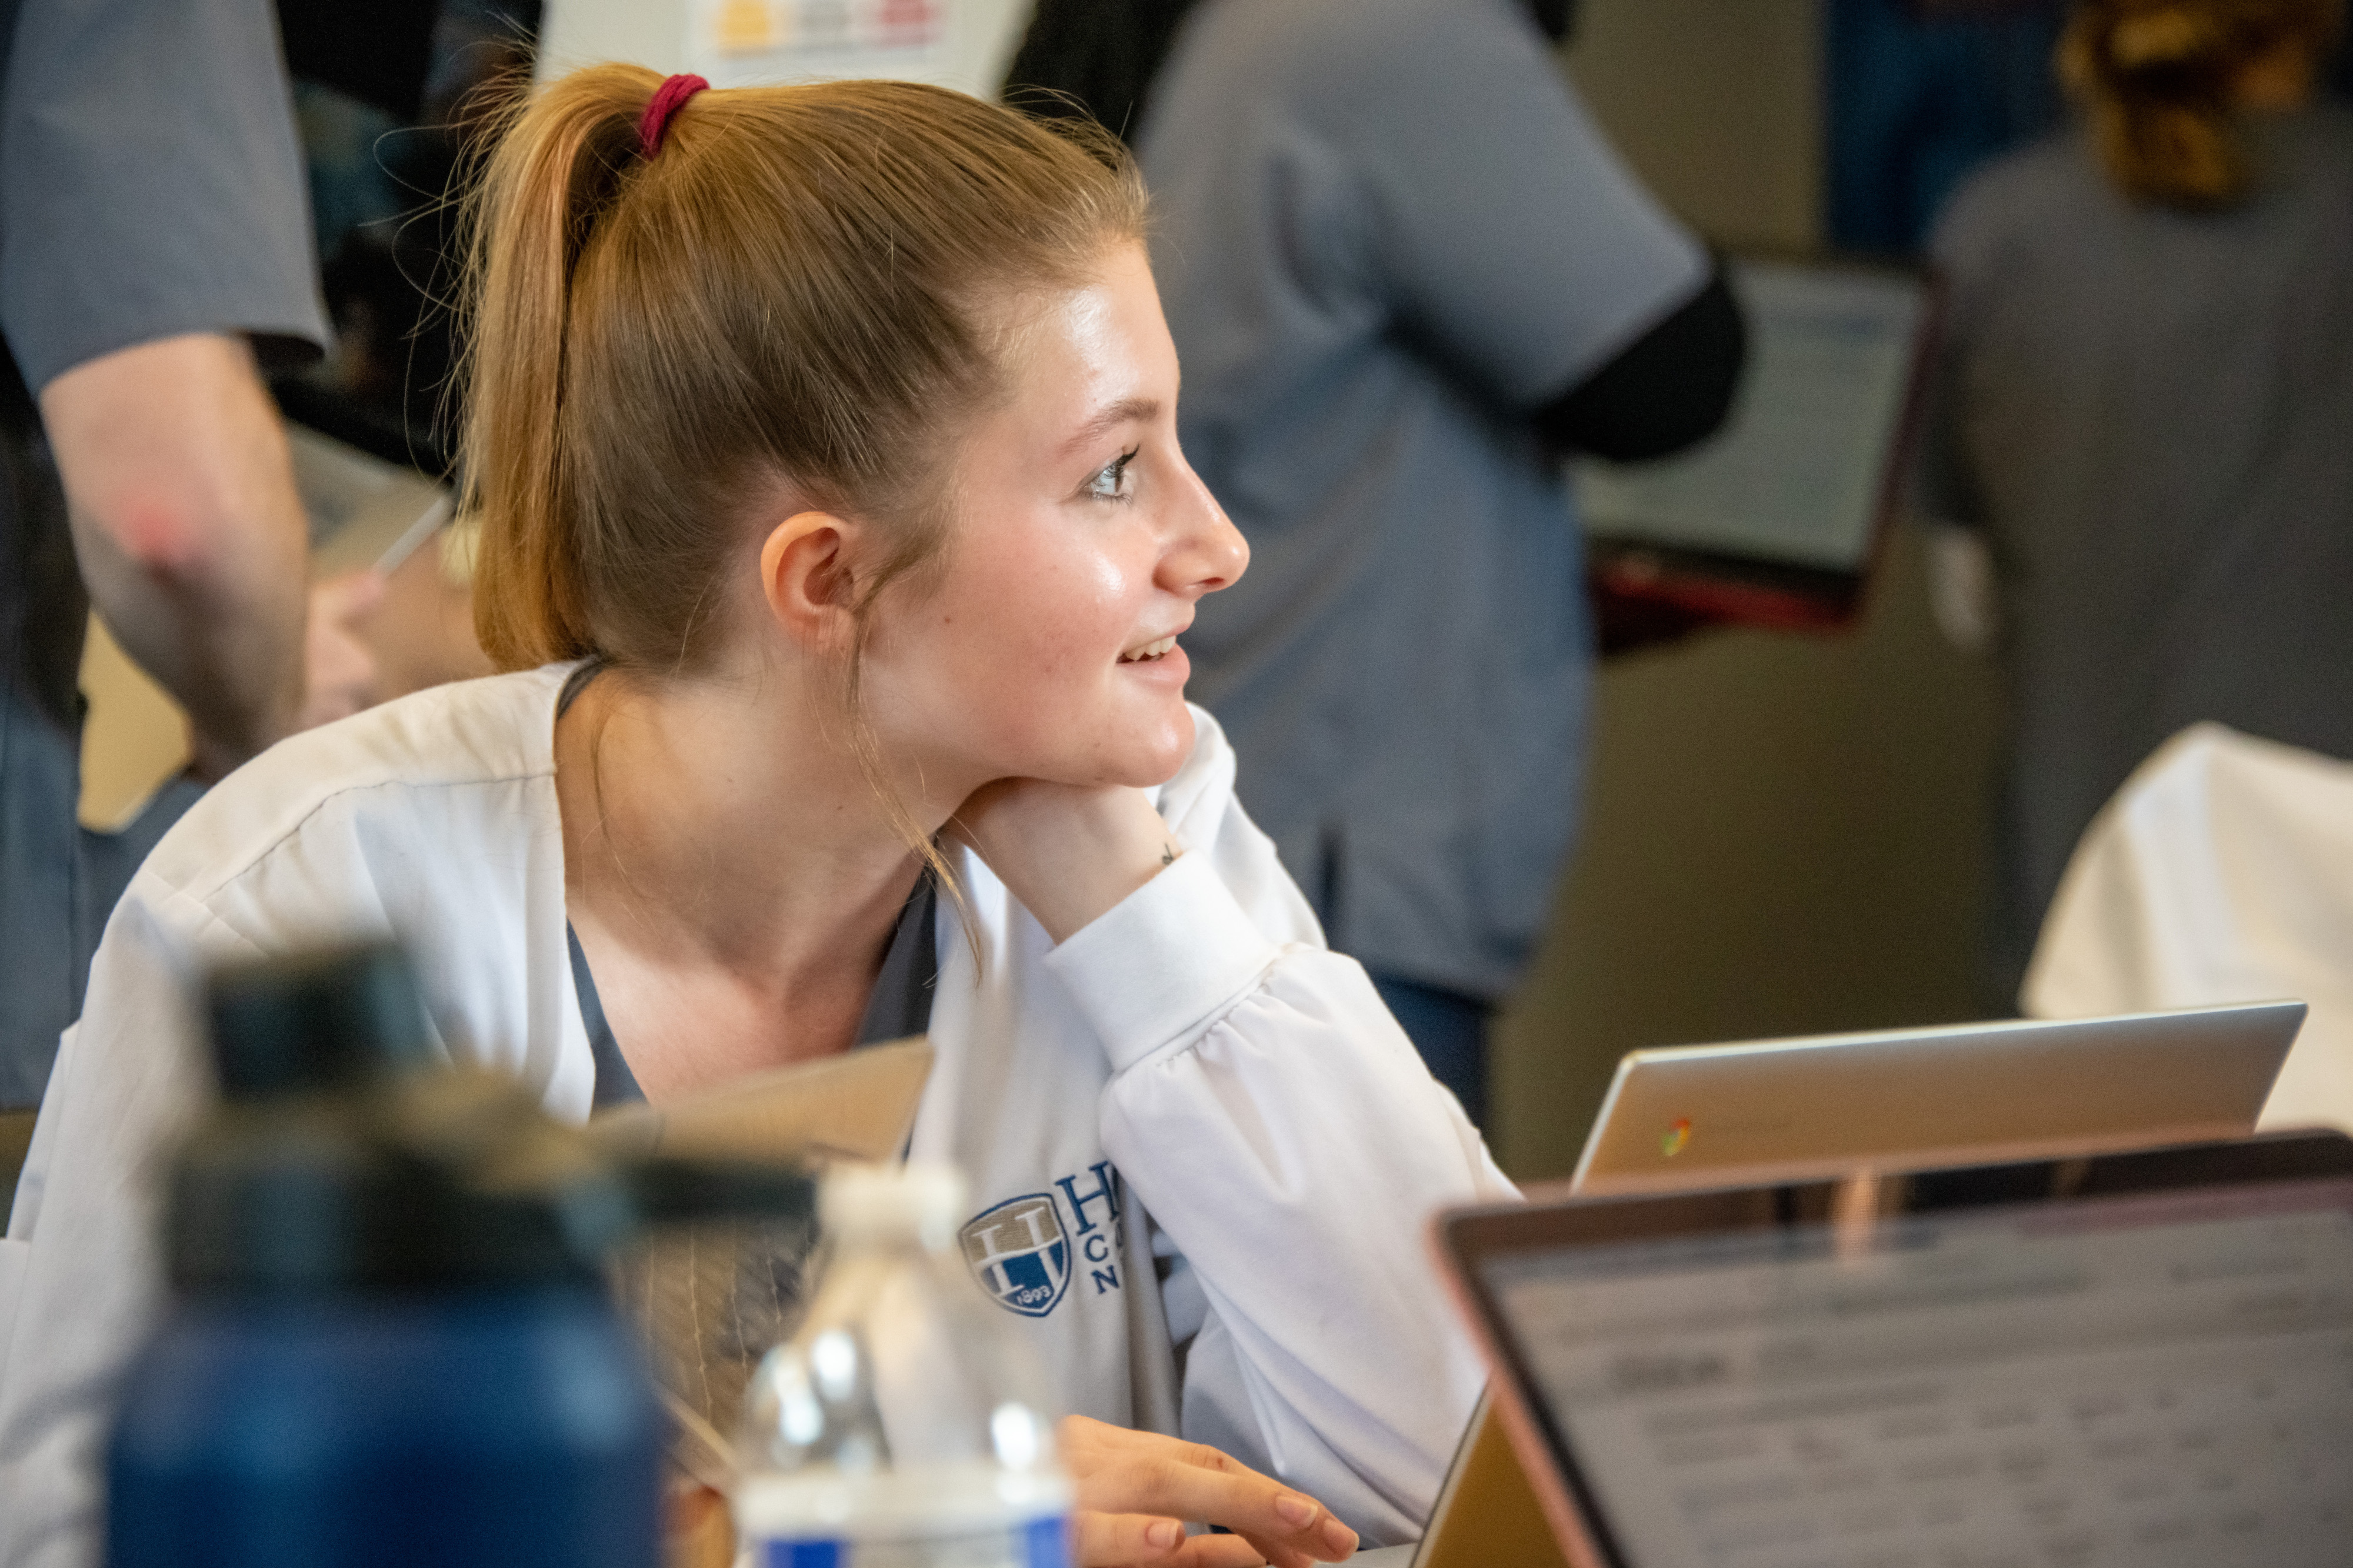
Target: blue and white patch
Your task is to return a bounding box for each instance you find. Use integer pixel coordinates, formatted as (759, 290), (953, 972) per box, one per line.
(961, 1193), (1071, 1317)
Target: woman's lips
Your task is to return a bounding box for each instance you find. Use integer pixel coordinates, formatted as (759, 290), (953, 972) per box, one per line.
(1117, 643), (1189, 684)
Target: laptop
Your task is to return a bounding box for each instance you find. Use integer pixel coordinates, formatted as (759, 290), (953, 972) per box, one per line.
(1570, 1003), (2305, 1197)
(1385, 1003), (2305, 1568)
(1579, 253), (1935, 631)
(1434, 1130), (2353, 1568)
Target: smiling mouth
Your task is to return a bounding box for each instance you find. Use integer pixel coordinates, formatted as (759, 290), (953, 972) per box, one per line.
(1119, 635), (1179, 663)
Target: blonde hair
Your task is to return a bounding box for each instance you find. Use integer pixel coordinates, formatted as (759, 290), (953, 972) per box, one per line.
(461, 65), (1145, 673)
(2059, 0), (2343, 206)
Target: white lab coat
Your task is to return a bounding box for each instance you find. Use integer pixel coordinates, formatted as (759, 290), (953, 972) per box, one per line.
(2025, 721), (2353, 1135)
(0, 666), (1511, 1567)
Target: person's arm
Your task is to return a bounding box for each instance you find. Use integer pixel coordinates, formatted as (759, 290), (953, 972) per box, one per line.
(960, 719), (1514, 1543)
(1344, 0), (1708, 427)
(40, 332), (309, 780)
(1909, 203), (1998, 655)
(1532, 262), (1745, 462)
(2, 0), (365, 763)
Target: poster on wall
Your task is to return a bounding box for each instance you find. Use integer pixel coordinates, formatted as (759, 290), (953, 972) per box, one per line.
(685, 0), (1031, 94)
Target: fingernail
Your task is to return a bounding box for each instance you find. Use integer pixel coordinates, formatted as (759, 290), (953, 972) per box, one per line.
(1274, 1494), (1317, 1528)
(1322, 1519), (1358, 1556)
(1148, 1520), (1182, 1550)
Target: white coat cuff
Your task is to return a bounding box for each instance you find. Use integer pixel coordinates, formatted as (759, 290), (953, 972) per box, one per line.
(1044, 851), (1279, 1075)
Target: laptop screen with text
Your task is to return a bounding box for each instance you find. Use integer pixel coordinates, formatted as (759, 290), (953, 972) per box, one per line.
(1482, 1174), (2353, 1568)
(1576, 259), (1927, 573)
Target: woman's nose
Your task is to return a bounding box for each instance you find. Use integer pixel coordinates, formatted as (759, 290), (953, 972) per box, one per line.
(1161, 461), (1249, 596)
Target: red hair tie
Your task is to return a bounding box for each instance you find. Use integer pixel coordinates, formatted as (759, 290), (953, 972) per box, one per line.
(638, 74), (709, 160)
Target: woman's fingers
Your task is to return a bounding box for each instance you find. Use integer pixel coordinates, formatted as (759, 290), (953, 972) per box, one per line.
(1234, 1515), (1359, 1568)
(1068, 1511), (1269, 1568)
(1227, 1532), (1318, 1568)
(1058, 1419), (1358, 1566)
(1135, 1451), (1349, 1564)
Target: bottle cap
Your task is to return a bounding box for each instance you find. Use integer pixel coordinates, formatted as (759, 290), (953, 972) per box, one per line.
(174, 947), (619, 1295)
(205, 942), (434, 1096)
(173, 944), (822, 1299)
(818, 1161), (968, 1249)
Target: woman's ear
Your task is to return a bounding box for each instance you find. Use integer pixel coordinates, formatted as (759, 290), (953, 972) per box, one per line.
(759, 510), (862, 655)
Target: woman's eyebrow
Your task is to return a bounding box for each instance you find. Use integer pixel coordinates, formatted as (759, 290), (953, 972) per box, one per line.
(1062, 395), (1160, 455)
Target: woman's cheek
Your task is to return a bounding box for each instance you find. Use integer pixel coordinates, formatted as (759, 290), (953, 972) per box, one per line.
(986, 642), (1101, 760)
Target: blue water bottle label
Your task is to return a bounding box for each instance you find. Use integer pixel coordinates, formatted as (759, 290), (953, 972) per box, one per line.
(1022, 1514), (1068, 1568)
(770, 1544), (844, 1568)
(760, 1517), (1067, 1568)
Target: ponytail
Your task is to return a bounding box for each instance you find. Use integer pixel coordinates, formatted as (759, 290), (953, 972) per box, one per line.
(464, 66), (648, 668)
(2058, 0), (2342, 208)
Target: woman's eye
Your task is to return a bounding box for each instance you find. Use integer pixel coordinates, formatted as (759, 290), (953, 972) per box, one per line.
(1086, 449), (1141, 502)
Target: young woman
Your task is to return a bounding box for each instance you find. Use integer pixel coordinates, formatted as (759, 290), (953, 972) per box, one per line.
(1914, 0), (2353, 1002)
(0, 66), (1511, 1566)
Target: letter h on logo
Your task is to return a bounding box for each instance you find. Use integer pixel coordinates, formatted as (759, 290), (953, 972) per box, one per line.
(1056, 1162), (1123, 1295)
(960, 1194), (1072, 1317)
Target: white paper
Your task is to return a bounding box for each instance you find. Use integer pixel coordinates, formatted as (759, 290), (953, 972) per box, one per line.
(685, 0), (1030, 95)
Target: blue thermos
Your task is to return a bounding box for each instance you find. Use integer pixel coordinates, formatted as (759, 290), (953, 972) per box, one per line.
(106, 945), (665, 1568)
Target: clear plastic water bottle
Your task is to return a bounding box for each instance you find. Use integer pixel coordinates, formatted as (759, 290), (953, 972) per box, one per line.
(734, 1162), (1071, 1568)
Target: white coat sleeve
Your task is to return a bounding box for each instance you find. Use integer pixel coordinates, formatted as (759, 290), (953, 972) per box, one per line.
(1042, 725), (1516, 1544)
(0, 882), (229, 1568)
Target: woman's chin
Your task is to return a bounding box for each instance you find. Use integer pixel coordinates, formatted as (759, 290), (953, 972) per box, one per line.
(1044, 709), (1197, 790)
(1118, 708), (1198, 785)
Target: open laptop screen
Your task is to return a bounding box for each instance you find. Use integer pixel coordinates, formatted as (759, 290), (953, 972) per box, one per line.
(1454, 1139), (2353, 1568)
(1577, 256), (1932, 627)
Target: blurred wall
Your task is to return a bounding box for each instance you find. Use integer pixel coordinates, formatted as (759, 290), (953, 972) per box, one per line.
(1488, 0), (2006, 1180)
(1568, 0), (1823, 252)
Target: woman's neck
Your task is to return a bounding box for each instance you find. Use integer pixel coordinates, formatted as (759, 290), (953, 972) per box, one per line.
(554, 661), (949, 1097)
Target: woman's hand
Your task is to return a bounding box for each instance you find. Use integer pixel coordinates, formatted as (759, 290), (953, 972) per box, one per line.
(1060, 1416), (1360, 1568)
(296, 570), (385, 731)
(951, 781), (1181, 944)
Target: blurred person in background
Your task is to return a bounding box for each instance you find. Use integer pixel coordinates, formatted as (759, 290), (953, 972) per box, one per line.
(269, 0), (531, 702)
(0, 0), (375, 1115)
(1011, 0), (1744, 1127)
(1914, 0), (2353, 1006)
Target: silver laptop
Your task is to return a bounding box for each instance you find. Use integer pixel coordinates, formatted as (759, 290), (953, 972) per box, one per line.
(1570, 1003), (2304, 1197)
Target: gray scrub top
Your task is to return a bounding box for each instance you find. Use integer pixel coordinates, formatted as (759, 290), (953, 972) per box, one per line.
(1915, 106), (2353, 998)
(0, 0), (328, 1107)
(1137, 0), (1703, 1000)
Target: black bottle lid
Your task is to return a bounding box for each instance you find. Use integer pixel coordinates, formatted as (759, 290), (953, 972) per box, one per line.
(169, 945), (624, 1296)
(205, 943), (435, 1096)
(168, 943), (816, 1299)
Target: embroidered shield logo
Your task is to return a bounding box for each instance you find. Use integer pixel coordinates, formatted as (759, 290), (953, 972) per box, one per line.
(961, 1193), (1071, 1318)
